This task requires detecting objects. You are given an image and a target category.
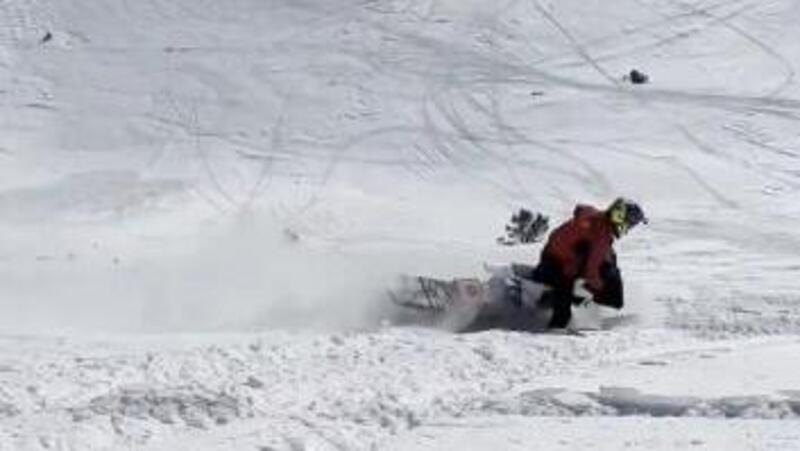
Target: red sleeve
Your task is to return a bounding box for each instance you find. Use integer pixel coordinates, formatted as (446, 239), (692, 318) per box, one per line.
(584, 233), (612, 293)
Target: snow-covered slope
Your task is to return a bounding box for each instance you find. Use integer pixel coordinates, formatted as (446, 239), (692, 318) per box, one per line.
(1, 0), (799, 449)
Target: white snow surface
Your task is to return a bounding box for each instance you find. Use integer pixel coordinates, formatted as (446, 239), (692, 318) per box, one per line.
(1, 0), (800, 449)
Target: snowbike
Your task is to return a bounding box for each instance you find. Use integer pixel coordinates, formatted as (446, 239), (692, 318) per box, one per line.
(384, 207), (629, 333)
(385, 265), (551, 333)
(385, 262), (627, 333)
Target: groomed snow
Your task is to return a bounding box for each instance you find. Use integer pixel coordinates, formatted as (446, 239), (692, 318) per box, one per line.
(1, 0), (799, 449)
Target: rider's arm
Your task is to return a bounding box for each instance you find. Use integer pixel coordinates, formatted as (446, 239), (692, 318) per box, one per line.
(584, 233), (612, 294)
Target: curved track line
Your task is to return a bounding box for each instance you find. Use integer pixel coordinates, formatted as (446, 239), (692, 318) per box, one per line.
(668, 0), (796, 98)
(529, 0), (744, 208)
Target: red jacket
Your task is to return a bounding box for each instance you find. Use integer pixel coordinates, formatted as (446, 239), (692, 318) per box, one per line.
(540, 204), (615, 293)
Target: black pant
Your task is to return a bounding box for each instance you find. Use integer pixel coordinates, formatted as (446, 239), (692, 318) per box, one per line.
(519, 256), (624, 328)
(525, 256), (574, 328)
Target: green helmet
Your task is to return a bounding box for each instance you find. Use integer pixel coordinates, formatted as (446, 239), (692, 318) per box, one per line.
(607, 198), (648, 237)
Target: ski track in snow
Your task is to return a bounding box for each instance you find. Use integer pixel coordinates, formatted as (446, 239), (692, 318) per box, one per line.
(1, 0), (800, 449)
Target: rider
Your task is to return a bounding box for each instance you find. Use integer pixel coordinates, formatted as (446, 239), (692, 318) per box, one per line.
(516, 198), (648, 329)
